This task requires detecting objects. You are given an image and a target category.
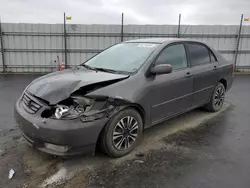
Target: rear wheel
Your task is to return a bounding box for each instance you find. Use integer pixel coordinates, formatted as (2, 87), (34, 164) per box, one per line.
(204, 83), (225, 112)
(100, 108), (143, 157)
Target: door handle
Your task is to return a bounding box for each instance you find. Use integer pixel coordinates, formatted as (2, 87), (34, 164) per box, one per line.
(213, 66), (217, 70)
(185, 72), (192, 78)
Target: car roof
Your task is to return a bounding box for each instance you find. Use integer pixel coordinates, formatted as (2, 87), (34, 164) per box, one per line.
(125, 38), (201, 44)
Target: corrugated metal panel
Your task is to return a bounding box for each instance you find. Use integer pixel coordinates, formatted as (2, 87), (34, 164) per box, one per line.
(68, 52), (98, 67)
(238, 25), (250, 67)
(0, 52), (3, 72)
(242, 25), (250, 34)
(237, 54), (250, 67)
(221, 53), (234, 62)
(183, 25), (238, 34)
(4, 52), (64, 72)
(1, 23), (250, 72)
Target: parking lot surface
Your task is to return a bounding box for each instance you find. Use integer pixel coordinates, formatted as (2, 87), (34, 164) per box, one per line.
(0, 74), (250, 188)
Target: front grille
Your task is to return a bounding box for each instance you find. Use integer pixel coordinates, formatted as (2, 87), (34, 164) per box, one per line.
(22, 93), (42, 114)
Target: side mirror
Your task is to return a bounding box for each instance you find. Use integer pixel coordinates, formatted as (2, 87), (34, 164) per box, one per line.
(150, 64), (172, 75)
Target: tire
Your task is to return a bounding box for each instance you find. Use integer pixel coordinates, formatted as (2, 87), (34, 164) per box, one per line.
(100, 108), (143, 158)
(204, 83), (225, 112)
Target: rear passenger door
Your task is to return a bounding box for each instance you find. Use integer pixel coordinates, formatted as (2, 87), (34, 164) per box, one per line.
(186, 42), (219, 106)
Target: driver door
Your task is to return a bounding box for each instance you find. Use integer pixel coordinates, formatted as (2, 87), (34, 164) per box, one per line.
(149, 43), (194, 124)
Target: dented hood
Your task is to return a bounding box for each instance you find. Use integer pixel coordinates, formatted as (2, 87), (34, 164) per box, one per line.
(26, 68), (129, 104)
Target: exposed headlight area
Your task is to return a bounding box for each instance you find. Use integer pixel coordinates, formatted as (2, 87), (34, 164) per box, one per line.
(53, 96), (93, 119)
(41, 95), (114, 121)
(54, 105), (83, 119)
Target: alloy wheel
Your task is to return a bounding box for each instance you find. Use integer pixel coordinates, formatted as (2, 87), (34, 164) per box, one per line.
(213, 85), (225, 109)
(112, 116), (139, 151)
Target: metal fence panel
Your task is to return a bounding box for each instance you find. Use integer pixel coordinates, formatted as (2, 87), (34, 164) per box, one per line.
(242, 25), (250, 34)
(0, 52), (3, 72)
(181, 25), (239, 34)
(1, 23), (250, 72)
(238, 54), (250, 67)
(239, 26), (250, 67)
(68, 52), (98, 66)
(222, 53), (234, 62)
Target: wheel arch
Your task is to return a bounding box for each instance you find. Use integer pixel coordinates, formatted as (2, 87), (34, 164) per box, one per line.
(219, 78), (227, 90)
(95, 103), (145, 154)
(126, 103), (145, 126)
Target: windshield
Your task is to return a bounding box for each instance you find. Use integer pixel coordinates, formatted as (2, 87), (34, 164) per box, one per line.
(84, 43), (159, 73)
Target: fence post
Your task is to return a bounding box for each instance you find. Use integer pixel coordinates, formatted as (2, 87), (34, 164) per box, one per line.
(121, 13), (124, 42)
(63, 12), (68, 68)
(177, 14), (181, 38)
(234, 14), (243, 68)
(0, 18), (5, 72)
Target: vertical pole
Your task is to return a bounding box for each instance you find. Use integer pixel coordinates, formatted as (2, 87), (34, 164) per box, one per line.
(63, 12), (68, 69)
(177, 14), (181, 38)
(121, 13), (124, 42)
(234, 14), (243, 68)
(0, 18), (5, 72)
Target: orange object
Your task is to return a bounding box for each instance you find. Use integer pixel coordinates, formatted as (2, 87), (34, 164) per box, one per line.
(60, 58), (65, 71)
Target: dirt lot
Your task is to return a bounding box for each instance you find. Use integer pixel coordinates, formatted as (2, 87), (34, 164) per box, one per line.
(0, 75), (250, 188)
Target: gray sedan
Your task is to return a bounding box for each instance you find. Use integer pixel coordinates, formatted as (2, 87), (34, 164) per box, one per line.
(14, 38), (234, 157)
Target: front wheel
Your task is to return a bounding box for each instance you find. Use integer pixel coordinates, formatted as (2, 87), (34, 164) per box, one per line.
(100, 108), (143, 157)
(204, 83), (225, 112)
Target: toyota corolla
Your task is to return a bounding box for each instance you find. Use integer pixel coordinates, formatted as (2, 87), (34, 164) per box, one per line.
(14, 38), (233, 157)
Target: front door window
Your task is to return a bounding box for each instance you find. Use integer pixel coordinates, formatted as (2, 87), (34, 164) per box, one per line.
(155, 44), (188, 71)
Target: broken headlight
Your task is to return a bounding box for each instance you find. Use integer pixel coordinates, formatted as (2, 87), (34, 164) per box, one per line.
(41, 96), (114, 120)
(54, 96), (94, 119)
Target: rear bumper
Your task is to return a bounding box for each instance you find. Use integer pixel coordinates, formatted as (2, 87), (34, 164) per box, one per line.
(14, 98), (109, 156)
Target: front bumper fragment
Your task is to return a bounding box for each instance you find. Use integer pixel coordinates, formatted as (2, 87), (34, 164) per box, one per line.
(14, 98), (110, 156)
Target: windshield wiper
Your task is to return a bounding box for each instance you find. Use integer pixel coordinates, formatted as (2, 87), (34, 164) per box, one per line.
(94, 67), (130, 75)
(80, 64), (114, 73)
(80, 64), (130, 74)
(94, 67), (118, 73)
(80, 64), (99, 72)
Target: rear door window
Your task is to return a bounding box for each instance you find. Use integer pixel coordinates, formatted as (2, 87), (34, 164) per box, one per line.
(187, 43), (211, 66)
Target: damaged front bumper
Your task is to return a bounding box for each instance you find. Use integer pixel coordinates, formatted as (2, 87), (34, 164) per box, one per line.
(14, 95), (113, 156)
